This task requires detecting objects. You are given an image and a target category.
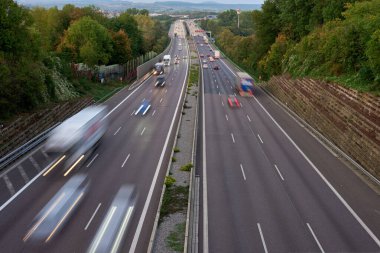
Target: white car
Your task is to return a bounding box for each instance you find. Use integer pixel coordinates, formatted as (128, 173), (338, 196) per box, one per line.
(202, 59), (207, 63)
(203, 64), (208, 69)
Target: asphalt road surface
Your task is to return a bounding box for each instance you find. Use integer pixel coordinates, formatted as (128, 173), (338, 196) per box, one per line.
(188, 20), (380, 253)
(0, 21), (189, 253)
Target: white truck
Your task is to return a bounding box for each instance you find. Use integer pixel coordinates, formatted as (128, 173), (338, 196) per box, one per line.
(45, 105), (108, 169)
(214, 50), (220, 59)
(163, 55), (171, 66)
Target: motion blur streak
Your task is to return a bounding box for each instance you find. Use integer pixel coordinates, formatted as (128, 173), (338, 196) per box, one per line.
(88, 206), (117, 253)
(64, 155), (84, 176)
(43, 155), (66, 176)
(23, 193), (66, 242)
(45, 192), (84, 243)
(111, 206), (134, 253)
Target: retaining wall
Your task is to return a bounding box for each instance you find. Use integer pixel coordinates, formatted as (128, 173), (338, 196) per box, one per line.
(262, 76), (380, 179)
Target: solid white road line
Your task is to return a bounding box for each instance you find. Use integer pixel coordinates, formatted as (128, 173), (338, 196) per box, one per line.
(121, 154), (131, 168)
(253, 96), (380, 247)
(257, 223), (268, 253)
(274, 164), (285, 181)
(240, 164), (246, 181)
(202, 53), (209, 253)
(231, 133), (235, 143)
(307, 223), (325, 253)
(152, 110), (156, 116)
(129, 39), (189, 253)
(85, 203), (102, 230)
(141, 127), (146, 136)
(18, 165), (29, 184)
(258, 134), (264, 144)
(86, 154), (99, 168)
(0, 160), (52, 212)
(114, 127), (122, 136)
(131, 110), (135, 116)
(247, 115), (252, 122)
(225, 115), (229, 121)
(29, 157), (41, 171)
(3, 175), (15, 195)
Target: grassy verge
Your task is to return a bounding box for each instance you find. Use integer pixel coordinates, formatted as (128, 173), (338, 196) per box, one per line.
(77, 79), (130, 103)
(166, 222), (186, 252)
(159, 185), (189, 223)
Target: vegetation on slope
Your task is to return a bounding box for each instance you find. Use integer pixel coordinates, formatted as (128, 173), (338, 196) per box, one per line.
(200, 0), (380, 94)
(0, 1), (171, 120)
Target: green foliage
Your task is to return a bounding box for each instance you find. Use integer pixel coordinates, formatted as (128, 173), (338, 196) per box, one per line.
(110, 30), (132, 64)
(165, 175), (176, 187)
(180, 163), (193, 172)
(166, 223), (186, 252)
(173, 147), (180, 153)
(58, 16), (113, 66)
(172, 157), (177, 162)
(159, 185), (188, 223)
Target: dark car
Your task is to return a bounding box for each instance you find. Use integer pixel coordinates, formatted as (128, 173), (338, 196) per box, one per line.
(213, 65), (220, 70)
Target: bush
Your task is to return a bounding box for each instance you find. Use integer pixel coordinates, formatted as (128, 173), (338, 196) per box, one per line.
(165, 175), (176, 187)
(180, 163), (193, 172)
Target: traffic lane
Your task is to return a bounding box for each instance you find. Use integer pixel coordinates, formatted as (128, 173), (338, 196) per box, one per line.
(0, 48), (188, 253)
(204, 89), (318, 252)
(0, 172), (79, 252)
(243, 92), (380, 250)
(31, 59), (188, 252)
(253, 86), (380, 229)
(204, 93), (257, 253)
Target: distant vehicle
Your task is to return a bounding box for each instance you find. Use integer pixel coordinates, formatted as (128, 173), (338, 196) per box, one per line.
(236, 72), (254, 97)
(154, 62), (164, 75)
(203, 35), (209, 44)
(202, 59), (207, 63)
(213, 65), (219, 70)
(24, 174), (90, 243)
(87, 185), (137, 253)
(163, 55), (171, 66)
(155, 74), (166, 87)
(183, 55), (187, 59)
(209, 57), (215, 62)
(227, 95), (240, 108)
(135, 100), (151, 116)
(200, 44), (203, 46)
(200, 54), (204, 58)
(214, 50), (220, 59)
(44, 106), (108, 171)
(203, 64), (208, 69)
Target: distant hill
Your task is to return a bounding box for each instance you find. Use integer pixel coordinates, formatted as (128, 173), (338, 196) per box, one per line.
(18, 0), (261, 12)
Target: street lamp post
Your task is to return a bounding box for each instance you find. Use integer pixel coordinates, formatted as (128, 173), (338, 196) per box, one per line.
(237, 9), (241, 29)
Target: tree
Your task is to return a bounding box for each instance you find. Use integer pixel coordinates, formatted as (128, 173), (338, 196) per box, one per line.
(58, 17), (113, 66)
(108, 12), (144, 56)
(110, 30), (132, 64)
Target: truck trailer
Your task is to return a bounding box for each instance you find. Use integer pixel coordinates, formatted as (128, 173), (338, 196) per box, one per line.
(163, 55), (171, 66)
(45, 105), (108, 170)
(214, 50), (220, 59)
(235, 72), (254, 97)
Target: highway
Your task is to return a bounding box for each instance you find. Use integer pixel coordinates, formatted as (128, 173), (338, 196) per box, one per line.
(0, 21), (189, 253)
(188, 21), (380, 252)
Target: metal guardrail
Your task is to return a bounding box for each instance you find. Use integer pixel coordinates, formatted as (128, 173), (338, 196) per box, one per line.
(0, 123), (60, 170)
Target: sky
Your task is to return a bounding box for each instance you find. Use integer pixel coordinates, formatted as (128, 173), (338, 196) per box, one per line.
(19, 0), (264, 4)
